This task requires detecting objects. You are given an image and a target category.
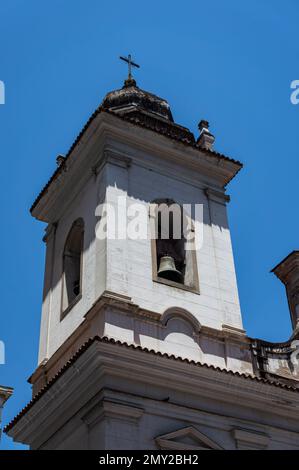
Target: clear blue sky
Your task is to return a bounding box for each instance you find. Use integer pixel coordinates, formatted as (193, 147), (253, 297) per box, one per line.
(0, 0), (298, 450)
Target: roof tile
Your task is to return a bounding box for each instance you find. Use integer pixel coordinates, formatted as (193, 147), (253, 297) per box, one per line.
(4, 335), (298, 434)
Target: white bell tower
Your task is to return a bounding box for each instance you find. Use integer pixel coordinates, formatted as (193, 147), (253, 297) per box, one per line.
(10, 69), (299, 450)
(5, 69), (299, 451)
(30, 73), (249, 390)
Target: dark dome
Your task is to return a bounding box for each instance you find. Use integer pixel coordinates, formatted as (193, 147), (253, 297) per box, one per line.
(101, 78), (174, 122)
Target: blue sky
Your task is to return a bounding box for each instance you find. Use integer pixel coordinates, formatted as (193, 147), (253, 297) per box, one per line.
(0, 0), (298, 450)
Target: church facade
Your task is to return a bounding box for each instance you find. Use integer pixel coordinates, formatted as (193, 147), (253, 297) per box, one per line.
(5, 71), (299, 449)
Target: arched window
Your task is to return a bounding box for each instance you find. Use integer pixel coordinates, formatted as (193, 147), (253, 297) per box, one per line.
(150, 199), (199, 292)
(62, 218), (84, 315)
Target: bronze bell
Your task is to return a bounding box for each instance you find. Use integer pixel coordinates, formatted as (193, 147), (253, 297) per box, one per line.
(157, 256), (183, 283)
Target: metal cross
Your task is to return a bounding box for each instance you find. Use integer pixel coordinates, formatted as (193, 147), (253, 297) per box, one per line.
(119, 54), (140, 79)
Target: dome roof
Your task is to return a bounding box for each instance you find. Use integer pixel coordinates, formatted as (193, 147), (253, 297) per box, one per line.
(101, 78), (174, 122)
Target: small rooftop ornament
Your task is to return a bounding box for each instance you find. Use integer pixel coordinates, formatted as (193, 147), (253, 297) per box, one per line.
(197, 119), (215, 150)
(119, 54), (140, 87)
(56, 154), (66, 167)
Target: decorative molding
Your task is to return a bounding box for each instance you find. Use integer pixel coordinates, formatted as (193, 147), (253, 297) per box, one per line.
(101, 290), (134, 304)
(93, 148), (132, 176)
(222, 324), (246, 337)
(153, 276), (200, 294)
(233, 428), (269, 450)
(29, 291), (253, 396)
(161, 307), (202, 333)
(155, 426), (222, 450)
(105, 148), (132, 168)
(204, 188), (230, 204)
(251, 337), (299, 384)
(82, 398), (144, 429)
(6, 336), (299, 446)
(42, 222), (57, 243)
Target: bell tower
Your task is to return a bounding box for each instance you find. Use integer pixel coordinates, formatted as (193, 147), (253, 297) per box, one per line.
(7, 65), (299, 451)
(29, 71), (249, 391)
(16, 67), (299, 451)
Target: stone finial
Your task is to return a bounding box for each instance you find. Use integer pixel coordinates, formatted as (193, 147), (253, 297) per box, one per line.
(272, 251), (299, 332)
(123, 77), (137, 88)
(197, 119), (215, 150)
(198, 119), (209, 131)
(56, 154), (66, 167)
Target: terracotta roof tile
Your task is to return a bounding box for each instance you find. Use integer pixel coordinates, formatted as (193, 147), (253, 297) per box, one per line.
(4, 335), (299, 434)
(30, 107), (242, 214)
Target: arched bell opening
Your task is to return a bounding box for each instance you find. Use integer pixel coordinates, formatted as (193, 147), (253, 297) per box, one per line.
(150, 199), (199, 292)
(61, 218), (84, 316)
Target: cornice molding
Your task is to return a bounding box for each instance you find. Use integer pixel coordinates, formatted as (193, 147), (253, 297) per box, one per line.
(31, 112), (241, 222)
(92, 147), (132, 176)
(233, 428), (269, 450)
(6, 337), (299, 444)
(28, 290), (252, 395)
(271, 251), (299, 285)
(204, 188), (230, 205)
(81, 397), (144, 429)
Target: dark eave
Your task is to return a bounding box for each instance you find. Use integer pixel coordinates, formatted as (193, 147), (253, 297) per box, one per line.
(30, 107), (242, 214)
(271, 250), (299, 274)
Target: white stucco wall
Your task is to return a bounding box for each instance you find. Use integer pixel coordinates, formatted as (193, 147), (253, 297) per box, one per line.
(38, 125), (243, 364)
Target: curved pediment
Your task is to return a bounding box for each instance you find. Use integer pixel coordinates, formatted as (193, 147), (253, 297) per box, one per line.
(161, 307), (201, 333)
